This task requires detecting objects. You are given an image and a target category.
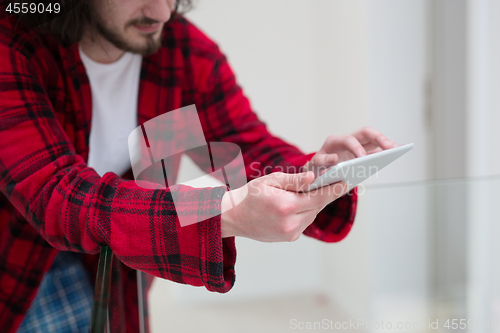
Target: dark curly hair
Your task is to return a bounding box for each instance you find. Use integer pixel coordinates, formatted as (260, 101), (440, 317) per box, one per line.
(5, 0), (193, 46)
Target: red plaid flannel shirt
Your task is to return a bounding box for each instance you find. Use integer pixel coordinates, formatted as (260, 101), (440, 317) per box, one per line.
(0, 12), (358, 333)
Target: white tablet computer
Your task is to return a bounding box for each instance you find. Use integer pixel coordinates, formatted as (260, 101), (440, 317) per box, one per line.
(304, 143), (414, 192)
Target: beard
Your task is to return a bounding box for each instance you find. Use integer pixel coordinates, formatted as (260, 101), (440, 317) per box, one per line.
(94, 17), (163, 56)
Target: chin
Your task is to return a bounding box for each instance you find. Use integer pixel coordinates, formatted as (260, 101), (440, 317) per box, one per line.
(132, 38), (162, 56)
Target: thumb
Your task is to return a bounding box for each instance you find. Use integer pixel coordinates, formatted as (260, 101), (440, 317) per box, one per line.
(264, 171), (315, 192)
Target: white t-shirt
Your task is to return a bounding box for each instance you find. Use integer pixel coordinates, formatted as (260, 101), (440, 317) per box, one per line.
(79, 46), (142, 177)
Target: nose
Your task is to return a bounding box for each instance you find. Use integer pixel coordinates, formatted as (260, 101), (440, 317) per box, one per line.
(143, 0), (174, 24)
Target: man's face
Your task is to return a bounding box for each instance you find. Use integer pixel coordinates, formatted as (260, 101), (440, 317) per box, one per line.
(94, 0), (177, 56)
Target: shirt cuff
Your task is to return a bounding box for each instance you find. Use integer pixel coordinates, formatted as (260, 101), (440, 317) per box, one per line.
(303, 186), (358, 243)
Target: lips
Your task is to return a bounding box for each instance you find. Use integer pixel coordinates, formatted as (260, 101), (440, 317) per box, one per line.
(133, 23), (160, 33)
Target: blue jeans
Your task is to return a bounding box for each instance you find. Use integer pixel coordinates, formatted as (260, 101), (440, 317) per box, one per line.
(18, 251), (94, 333)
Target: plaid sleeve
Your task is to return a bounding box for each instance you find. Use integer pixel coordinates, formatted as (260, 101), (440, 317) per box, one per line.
(0, 42), (235, 293)
(189, 19), (357, 243)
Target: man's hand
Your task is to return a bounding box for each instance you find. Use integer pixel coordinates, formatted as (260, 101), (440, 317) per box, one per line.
(220, 171), (348, 242)
(303, 126), (398, 177)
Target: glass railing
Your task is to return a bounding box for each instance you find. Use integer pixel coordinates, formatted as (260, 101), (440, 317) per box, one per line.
(91, 175), (500, 333)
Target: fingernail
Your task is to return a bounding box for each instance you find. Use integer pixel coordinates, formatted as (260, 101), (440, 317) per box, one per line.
(327, 155), (335, 163)
(300, 172), (305, 181)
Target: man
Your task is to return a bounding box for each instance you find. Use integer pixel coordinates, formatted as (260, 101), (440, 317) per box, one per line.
(0, 0), (397, 331)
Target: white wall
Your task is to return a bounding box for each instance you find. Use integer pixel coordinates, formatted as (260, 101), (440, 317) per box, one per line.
(466, 0), (500, 328)
(320, 0), (431, 322)
(309, 0), (373, 319)
(430, 0), (469, 318)
(366, 0), (430, 184)
(466, 0), (500, 178)
(366, 1), (430, 320)
(426, 0), (500, 325)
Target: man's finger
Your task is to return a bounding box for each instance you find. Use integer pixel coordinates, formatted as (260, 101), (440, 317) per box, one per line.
(341, 136), (367, 158)
(294, 181), (349, 213)
(353, 127), (396, 150)
(307, 154), (338, 177)
(265, 171), (315, 192)
(314, 153), (338, 166)
(366, 146), (383, 155)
